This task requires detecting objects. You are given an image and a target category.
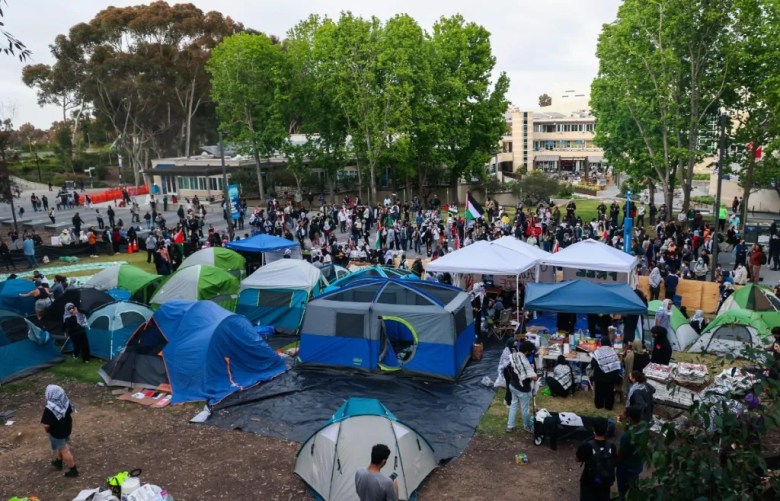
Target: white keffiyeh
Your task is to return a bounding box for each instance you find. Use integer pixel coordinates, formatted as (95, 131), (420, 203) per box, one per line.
(593, 346), (621, 374)
(45, 384), (72, 420)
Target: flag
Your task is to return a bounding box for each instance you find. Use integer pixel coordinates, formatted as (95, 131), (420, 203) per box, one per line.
(465, 192), (484, 221)
(447, 204), (458, 217)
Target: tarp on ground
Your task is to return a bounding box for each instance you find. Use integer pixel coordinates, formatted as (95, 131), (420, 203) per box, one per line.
(541, 238), (638, 273)
(425, 240), (539, 275)
(525, 280), (647, 314)
(203, 342), (502, 464)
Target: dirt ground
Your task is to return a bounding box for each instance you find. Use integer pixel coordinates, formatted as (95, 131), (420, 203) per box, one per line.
(1, 373), (583, 501)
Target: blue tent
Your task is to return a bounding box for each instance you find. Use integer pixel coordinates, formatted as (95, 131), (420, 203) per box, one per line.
(0, 308), (62, 384)
(525, 280), (647, 314)
(86, 301), (154, 360)
(300, 278), (475, 380)
(99, 300), (286, 404)
(0, 279), (36, 316)
(227, 234), (299, 254)
(323, 265), (418, 293)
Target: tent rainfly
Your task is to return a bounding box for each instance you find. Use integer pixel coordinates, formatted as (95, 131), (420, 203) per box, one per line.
(324, 265), (418, 293)
(226, 234), (302, 264)
(178, 247), (247, 279)
(718, 284), (780, 314)
(0, 279), (36, 316)
(0, 308), (62, 384)
(86, 301), (154, 360)
(688, 310), (780, 357)
(85, 264), (161, 303)
(149, 264), (239, 312)
(525, 280), (647, 315)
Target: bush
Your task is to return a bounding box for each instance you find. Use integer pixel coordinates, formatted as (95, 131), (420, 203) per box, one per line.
(691, 195), (715, 205)
(558, 183), (574, 198)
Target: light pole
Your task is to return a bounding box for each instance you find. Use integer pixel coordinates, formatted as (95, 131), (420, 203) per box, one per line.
(711, 112), (728, 281)
(219, 132), (234, 241)
(84, 167), (95, 189)
(623, 190), (633, 254)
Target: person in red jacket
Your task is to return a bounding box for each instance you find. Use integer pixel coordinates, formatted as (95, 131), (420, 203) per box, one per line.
(749, 243), (764, 284)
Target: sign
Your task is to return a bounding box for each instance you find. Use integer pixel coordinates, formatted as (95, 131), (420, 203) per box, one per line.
(562, 267), (628, 284)
(623, 217), (633, 253)
(228, 184), (241, 220)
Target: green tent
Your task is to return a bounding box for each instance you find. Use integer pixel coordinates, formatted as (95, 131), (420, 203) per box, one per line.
(85, 264), (162, 303)
(179, 247), (246, 278)
(689, 309), (780, 356)
(646, 300), (699, 351)
(718, 284), (780, 314)
(149, 264), (240, 311)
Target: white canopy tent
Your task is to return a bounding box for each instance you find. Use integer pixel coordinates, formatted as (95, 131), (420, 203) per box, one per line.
(541, 239), (639, 284)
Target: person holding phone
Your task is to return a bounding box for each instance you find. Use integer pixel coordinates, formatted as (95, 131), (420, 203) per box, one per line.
(355, 443), (398, 501)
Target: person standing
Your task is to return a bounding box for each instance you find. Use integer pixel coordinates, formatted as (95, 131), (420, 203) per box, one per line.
(63, 303), (90, 363)
(626, 371), (655, 422)
(72, 212), (85, 236)
(576, 418), (617, 501)
(19, 279), (51, 319)
(107, 205), (116, 229)
(591, 336), (622, 411)
(163, 195), (168, 212)
(650, 325), (672, 365)
(749, 243), (763, 283)
(87, 228), (98, 257)
(648, 265), (662, 301)
(22, 234), (37, 269)
(506, 341), (537, 433)
(48, 207), (55, 224)
(663, 270), (679, 301)
(616, 406), (646, 501)
(96, 209), (104, 230)
(0, 239), (16, 271)
(622, 339), (650, 397)
(41, 385), (79, 477)
(354, 444), (398, 501)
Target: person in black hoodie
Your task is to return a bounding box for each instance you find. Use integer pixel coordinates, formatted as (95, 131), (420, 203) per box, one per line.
(649, 325), (672, 365)
(626, 370), (655, 422)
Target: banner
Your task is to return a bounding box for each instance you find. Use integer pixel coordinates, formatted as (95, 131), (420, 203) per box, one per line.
(228, 185), (241, 220)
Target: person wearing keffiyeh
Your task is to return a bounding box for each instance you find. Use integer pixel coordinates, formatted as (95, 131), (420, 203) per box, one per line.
(63, 302), (90, 363)
(505, 341), (537, 433)
(41, 385), (79, 477)
(590, 336), (622, 411)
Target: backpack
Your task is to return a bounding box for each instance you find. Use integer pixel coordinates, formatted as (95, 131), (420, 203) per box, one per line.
(585, 440), (615, 489)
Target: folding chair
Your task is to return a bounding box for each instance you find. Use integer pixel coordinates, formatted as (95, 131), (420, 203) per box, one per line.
(488, 309), (514, 341)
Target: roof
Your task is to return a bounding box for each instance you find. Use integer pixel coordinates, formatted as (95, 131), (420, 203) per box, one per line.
(226, 234), (300, 254)
(241, 259), (325, 292)
(426, 240), (542, 275)
(542, 239), (638, 273)
(525, 280), (647, 314)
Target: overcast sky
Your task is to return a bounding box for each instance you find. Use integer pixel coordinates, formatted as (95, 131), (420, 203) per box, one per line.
(0, 0), (621, 129)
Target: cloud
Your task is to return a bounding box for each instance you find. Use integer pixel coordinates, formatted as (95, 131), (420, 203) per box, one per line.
(0, 0), (621, 127)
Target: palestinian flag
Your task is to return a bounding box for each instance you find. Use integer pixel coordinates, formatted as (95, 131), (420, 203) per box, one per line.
(465, 192), (484, 221)
(446, 204), (458, 217)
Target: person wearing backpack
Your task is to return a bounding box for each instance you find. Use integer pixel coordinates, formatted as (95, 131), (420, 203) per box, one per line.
(576, 418), (617, 501)
(616, 406), (647, 500)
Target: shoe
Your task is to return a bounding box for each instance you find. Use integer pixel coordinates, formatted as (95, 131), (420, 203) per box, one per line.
(51, 458), (63, 470)
(64, 467), (79, 477)
(505, 427), (515, 433)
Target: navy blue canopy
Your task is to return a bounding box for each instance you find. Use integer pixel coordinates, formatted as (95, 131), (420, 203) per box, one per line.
(524, 280), (647, 314)
(226, 234), (299, 254)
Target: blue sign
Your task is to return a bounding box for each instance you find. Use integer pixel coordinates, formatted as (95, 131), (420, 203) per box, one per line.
(228, 185), (241, 220)
(623, 217), (633, 254)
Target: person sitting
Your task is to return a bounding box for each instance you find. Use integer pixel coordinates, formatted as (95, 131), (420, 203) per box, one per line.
(548, 355), (575, 397)
(689, 310), (707, 334)
(591, 336), (622, 411)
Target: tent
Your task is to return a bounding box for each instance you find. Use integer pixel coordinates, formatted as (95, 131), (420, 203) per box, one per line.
(149, 264), (239, 312)
(324, 265), (418, 293)
(492, 235), (552, 261)
(645, 300), (700, 351)
(525, 280), (647, 314)
(40, 287), (116, 337)
(718, 284), (780, 314)
(295, 397), (437, 501)
(85, 264), (161, 303)
(0, 278), (36, 316)
(300, 278), (475, 380)
(688, 310), (780, 356)
(237, 259), (328, 333)
(86, 301), (154, 360)
(541, 238), (638, 282)
(99, 300), (286, 404)
(0, 308), (62, 384)
(319, 263), (350, 283)
(425, 240), (541, 275)
(179, 247), (247, 279)
(226, 234), (302, 263)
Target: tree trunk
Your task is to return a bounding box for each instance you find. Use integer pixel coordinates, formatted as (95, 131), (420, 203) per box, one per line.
(252, 148), (265, 201)
(648, 178), (656, 206)
(741, 153), (756, 229)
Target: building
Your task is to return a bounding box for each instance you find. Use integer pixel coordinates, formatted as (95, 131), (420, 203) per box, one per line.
(493, 91), (605, 178)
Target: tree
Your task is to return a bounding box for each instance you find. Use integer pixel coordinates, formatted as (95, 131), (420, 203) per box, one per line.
(592, 0), (738, 213)
(538, 93), (552, 107)
(208, 32), (288, 200)
(510, 171), (560, 206)
(0, 0), (30, 61)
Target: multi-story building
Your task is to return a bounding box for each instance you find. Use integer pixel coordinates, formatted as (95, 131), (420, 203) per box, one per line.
(492, 91), (605, 178)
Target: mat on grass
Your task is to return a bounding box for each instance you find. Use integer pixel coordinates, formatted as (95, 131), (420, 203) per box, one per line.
(203, 342), (502, 464)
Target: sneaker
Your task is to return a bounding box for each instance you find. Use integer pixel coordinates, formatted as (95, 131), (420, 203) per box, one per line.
(505, 427), (515, 433)
(51, 458), (63, 470)
(64, 467), (79, 478)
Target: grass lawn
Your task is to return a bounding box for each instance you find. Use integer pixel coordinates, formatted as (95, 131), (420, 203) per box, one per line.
(48, 355), (103, 384)
(35, 249), (157, 278)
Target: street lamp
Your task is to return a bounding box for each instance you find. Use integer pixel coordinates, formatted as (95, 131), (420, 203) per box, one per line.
(711, 111), (728, 281)
(83, 167), (95, 189)
(623, 190), (633, 254)
(218, 132), (234, 241)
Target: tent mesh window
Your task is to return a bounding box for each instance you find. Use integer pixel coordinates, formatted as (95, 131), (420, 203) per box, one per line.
(712, 325), (753, 344)
(767, 294), (780, 310)
(376, 283), (433, 306)
(454, 306), (468, 334)
(411, 283), (459, 306)
(260, 291), (294, 307)
(90, 316), (111, 330)
(335, 313), (365, 338)
(120, 311), (147, 327)
(0, 318), (30, 344)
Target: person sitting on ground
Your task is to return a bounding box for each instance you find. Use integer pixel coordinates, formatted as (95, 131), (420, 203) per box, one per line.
(591, 336), (622, 411)
(650, 325), (672, 365)
(354, 443), (398, 501)
(41, 385), (79, 478)
(689, 309), (707, 334)
(626, 370), (655, 423)
(548, 355), (575, 397)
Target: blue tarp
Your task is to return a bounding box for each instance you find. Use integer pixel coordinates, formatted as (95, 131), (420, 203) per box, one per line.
(152, 300), (286, 404)
(0, 309), (61, 383)
(226, 234), (299, 254)
(525, 280), (647, 315)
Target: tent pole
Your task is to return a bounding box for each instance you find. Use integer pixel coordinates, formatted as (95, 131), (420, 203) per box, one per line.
(515, 274), (520, 322)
